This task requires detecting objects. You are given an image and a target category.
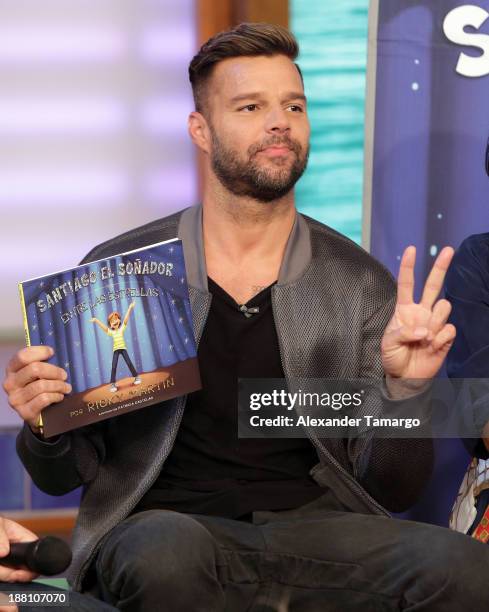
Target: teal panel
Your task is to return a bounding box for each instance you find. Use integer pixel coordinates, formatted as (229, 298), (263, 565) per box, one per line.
(291, 0), (369, 244)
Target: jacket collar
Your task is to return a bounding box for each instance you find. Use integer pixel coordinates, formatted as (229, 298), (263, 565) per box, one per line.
(177, 204), (312, 292)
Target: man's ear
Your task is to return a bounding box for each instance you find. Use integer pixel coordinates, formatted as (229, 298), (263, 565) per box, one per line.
(188, 111), (211, 154)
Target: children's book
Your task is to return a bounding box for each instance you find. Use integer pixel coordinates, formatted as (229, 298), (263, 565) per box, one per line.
(18, 238), (201, 438)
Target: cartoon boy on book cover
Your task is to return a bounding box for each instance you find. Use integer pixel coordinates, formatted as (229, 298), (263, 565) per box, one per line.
(90, 301), (141, 392)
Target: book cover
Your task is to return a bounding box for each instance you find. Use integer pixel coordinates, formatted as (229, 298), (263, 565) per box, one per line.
(18, 238), (201, 438)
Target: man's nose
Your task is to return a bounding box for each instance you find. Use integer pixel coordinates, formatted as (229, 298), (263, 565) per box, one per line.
(265, 108), (291, 133)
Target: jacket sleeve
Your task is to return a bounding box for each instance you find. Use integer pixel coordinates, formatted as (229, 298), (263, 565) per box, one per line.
(16, 422), (106, 496)
(445, 235), (489, 459)
(354, 277), (434, 512)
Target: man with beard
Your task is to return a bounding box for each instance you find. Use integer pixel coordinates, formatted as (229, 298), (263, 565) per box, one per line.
(4, 23), (489, 612)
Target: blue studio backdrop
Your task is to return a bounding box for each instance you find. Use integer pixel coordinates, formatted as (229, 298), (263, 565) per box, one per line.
(369, 0), (489, 524)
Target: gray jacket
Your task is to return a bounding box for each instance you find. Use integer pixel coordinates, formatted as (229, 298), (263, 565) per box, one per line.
(17, 205), (433, 589)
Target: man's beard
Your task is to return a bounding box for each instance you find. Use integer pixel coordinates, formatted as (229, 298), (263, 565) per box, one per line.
(210, 129), (309, 203)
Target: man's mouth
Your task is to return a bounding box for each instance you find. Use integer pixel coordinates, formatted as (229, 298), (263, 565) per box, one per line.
(259, 145), (292, 157)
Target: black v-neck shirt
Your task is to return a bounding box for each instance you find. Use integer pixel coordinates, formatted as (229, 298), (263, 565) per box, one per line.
(134, 278), (323, 519)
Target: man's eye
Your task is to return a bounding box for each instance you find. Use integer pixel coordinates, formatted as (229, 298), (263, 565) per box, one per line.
(240, 104), (258, 112)
(288, 104), (304, 112)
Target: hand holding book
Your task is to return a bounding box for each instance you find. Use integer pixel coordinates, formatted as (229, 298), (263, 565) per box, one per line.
(3, 346), (71, 432)
(8, 238), (201, 437)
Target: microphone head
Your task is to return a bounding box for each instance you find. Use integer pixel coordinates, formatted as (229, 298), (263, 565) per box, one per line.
(29, 537), (72, 576)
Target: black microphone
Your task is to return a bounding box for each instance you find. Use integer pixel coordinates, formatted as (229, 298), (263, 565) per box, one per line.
(1, 537), (72, 576)
(238, 304), (259, 318)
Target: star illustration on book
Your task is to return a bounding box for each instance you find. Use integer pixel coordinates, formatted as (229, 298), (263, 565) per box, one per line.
(180, 277), (185, 284)
(32, 324), (37, 331)
(171, 299), (176, 305)
(48, 330), (54, 336)
(179, 317), (183, 323)
(74, 341), (81, 348)
(184, 337), (189, 344)
(64, 362), (70, 369)
(169, 344), (174, 351)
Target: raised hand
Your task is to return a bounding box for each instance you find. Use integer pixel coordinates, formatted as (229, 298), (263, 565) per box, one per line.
(381, 246), (456, 381)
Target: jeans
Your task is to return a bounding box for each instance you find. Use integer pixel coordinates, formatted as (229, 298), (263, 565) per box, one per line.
(110, 350), (137, 384)
(94, 508), (489, 612)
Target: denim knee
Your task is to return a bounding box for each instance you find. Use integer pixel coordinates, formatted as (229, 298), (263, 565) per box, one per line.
(96, 510), (226, 608)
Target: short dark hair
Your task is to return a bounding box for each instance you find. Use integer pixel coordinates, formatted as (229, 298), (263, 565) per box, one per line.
(188, 22), (302, 115)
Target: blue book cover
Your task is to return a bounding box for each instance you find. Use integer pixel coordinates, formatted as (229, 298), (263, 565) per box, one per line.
(18, 238), (201, 437)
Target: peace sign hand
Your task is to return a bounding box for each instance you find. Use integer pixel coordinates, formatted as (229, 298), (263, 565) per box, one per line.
(381, 246), (456, 381)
